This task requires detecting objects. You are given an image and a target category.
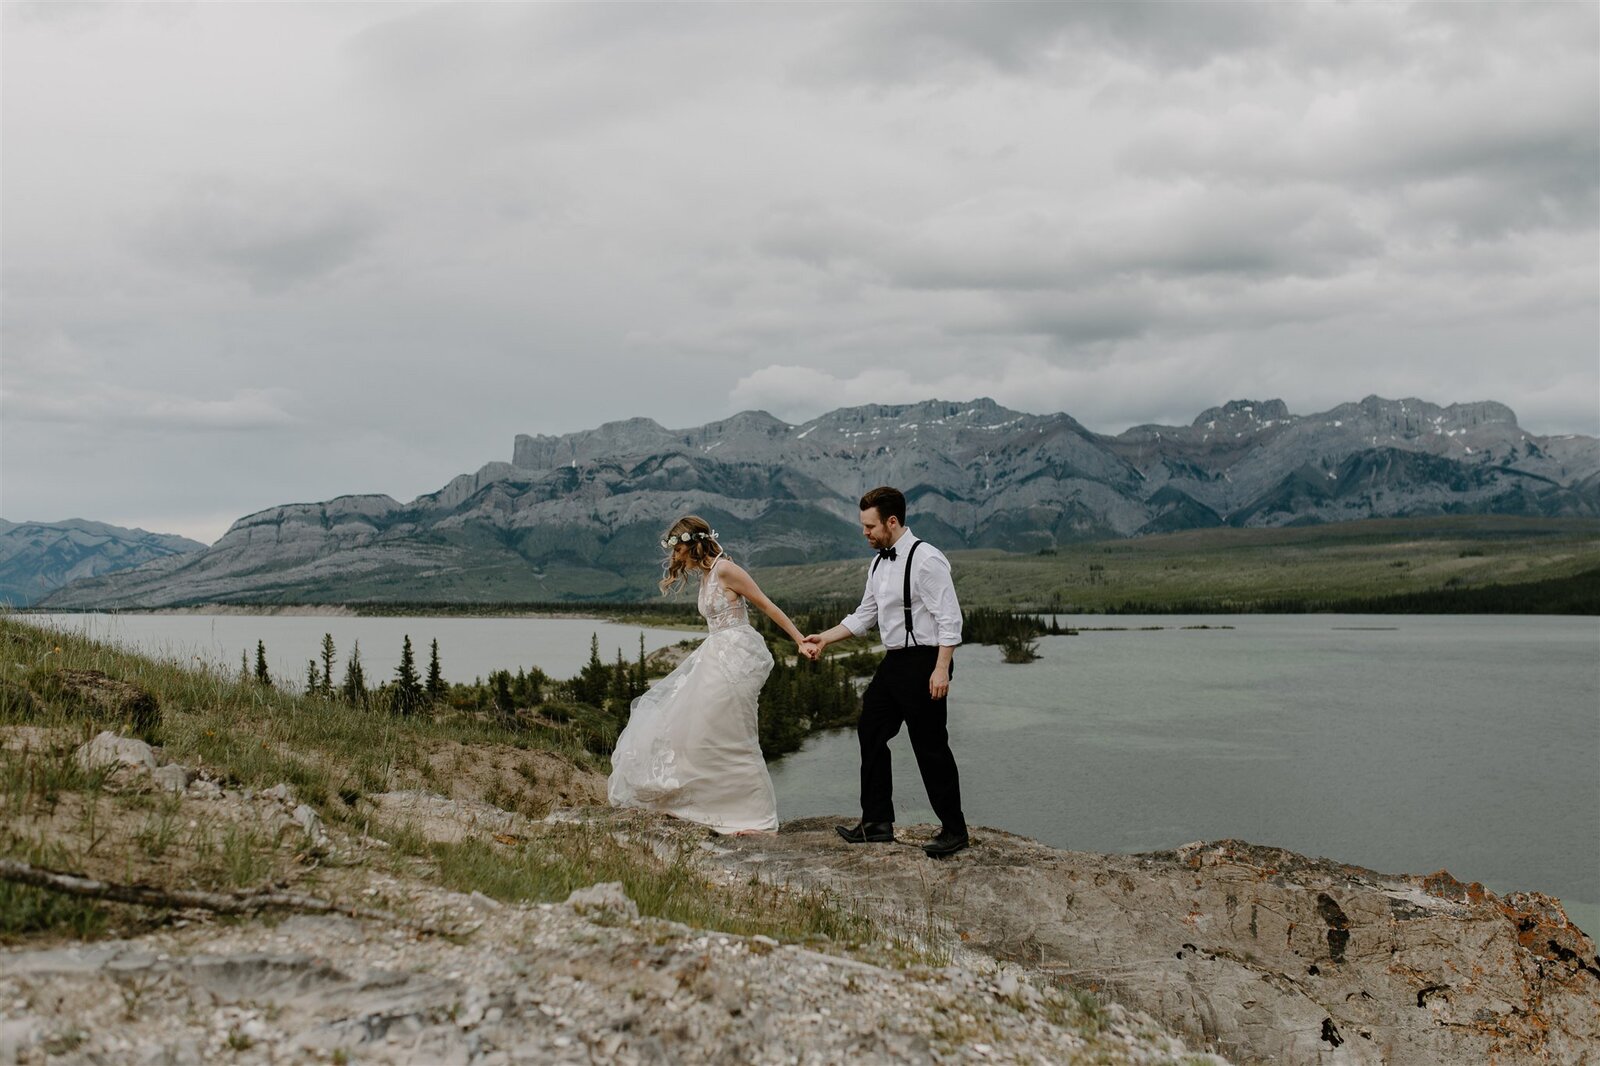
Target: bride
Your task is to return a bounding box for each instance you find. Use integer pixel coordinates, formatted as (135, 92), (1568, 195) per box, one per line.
(607, 515), (809, 834)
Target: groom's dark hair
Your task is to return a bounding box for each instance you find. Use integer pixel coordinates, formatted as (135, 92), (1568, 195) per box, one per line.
(859, 486), (906, 525)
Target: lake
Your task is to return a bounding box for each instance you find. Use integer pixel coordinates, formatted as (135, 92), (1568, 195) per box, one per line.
(768, 614), (1600, 937)
(22, 611), (1599, 934)
(23, 612), (704, 686)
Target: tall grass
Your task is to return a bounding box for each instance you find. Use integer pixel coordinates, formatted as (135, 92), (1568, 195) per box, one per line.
(2, 615), (938, 967)
(1, 614), (602, 813)
(424, 822), (868, 940)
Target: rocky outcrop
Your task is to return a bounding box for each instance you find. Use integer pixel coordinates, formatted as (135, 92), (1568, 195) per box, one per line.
(687, 819), (1599, 1065)
(38, 396), (1600, 607)
(0, 518), (204, 607)
(2, 765), (1591, 1065)
(73, 731), (158, 774)
(0, 799), (1219, 1065)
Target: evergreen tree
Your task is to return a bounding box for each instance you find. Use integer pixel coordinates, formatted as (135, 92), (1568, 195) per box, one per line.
(491, 670), (515, 724)
(342, 641), (366, 706)
(305, 659), (319, 694)
(319, 633), (337, 695)
(573, 633), (611, 707)
(609, 648), (630, 708)
(518, 666), (546, 707)
(239, 649), (249, 681)
(425, 638), (446, 703)
(254, 640), (271, 687)
(393, 635), (423, 715)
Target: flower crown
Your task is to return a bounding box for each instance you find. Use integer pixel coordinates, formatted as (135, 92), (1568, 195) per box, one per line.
(661, 529), (718, 550)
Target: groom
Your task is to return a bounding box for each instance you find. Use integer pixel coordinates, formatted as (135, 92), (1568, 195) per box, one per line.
(804, 486), (969, 858)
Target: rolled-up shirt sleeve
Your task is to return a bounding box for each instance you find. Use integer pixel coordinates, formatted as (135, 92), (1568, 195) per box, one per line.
(841, 569), (879, 637)
(917, 551), (963, 647)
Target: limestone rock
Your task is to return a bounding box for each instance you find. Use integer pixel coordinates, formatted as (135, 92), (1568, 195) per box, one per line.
(291, 804), (329, 849)
(0, 1018), (40, 1063)
(687, 819), (1600, 1066)
(73, 731), (156, 774)
(0, 898), (1206, 1065)
(365, 790), (523, 844)
(188, 777), (223, 799)
(150, 764), (191, 793)
(563, 882), (638, 921)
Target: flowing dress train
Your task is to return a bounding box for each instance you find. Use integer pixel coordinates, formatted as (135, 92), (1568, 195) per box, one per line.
(607, 557), (779, 833)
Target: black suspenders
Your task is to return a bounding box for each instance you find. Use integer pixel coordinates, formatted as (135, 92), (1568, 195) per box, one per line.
(871, 539), (923, 649)
(901, 540), (922, 647)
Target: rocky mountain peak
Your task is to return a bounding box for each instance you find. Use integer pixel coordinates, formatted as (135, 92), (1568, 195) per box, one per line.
(1192, 399), (1292, 429)
(812, 397), (1018, 428)
(512, 417), (674, 469)
(1326, 396), (1523, 434)
(691, 410), (791, 444)
(34, 394), (1598, 608)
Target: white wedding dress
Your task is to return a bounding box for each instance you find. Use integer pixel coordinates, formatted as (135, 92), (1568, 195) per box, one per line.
(607, 557), (780, 833)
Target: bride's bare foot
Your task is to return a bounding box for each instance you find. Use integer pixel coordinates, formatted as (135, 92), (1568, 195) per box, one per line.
(732, 828), (777, 837)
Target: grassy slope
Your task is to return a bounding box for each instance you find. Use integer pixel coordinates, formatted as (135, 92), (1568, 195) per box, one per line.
(0, 617), (905, 959)
(751, 516), (1600, 612)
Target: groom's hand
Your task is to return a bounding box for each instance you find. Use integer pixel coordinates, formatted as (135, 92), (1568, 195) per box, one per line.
(928, 665), (950, 700)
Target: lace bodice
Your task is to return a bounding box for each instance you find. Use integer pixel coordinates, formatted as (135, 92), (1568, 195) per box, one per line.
(698, 557), (750, 633)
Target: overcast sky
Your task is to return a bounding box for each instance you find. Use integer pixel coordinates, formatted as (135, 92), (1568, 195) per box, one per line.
(3, 2), (1596, 545)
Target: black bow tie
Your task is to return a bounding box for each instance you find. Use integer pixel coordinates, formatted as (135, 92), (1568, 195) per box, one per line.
(877, 546), (897, 561)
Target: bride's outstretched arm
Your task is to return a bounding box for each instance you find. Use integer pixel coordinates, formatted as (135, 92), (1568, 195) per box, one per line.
(715, 562), (807, 647)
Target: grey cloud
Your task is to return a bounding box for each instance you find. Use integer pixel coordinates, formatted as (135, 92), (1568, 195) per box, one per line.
(810, 1), (1298, 84)
(755, 186), (1381, 299)
(343, 3), (783, 142)
(1120, 63), (1597, 242)
(136, 177), (384, 293)
(7, 384), (298, 433)
(4, 1), (121, 33)
(2, 3), (1594, 543)
(996, 288), (1162, 347)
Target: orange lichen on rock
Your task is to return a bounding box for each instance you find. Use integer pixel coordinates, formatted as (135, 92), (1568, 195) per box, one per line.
(1422, 869), (1488, 904)
(1497, 892), (1598, 974)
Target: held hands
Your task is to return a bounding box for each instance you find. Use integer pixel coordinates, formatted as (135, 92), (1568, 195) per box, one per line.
(798, 634), (825, 662)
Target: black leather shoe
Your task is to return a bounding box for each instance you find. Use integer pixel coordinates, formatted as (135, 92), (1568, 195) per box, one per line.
(923, 829), (969, 858)
(836, 821), (895, 844)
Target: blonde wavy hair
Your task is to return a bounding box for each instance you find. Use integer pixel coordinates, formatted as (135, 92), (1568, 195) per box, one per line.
(658, 514), (724, 595)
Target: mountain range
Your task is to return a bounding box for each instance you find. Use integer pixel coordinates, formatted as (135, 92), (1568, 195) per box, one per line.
(35, 395), (1600, 607)
(0, 519), (206, 607)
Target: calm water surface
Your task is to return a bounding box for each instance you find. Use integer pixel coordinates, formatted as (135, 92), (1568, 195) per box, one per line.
(769, 614), (1600, 934)
(25, 613), (702, 686)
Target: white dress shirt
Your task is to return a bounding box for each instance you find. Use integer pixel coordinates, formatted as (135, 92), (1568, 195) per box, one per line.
(840, 530), (963, 649)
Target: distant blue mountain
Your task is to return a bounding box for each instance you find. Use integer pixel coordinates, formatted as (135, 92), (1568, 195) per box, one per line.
(0, 519), (206, 607)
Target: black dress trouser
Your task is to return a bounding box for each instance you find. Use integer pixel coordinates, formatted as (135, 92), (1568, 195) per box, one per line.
(857, 645), (965, 833)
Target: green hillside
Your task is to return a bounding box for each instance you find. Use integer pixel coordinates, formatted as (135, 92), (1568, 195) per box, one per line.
(752, 516), (1600, 613)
